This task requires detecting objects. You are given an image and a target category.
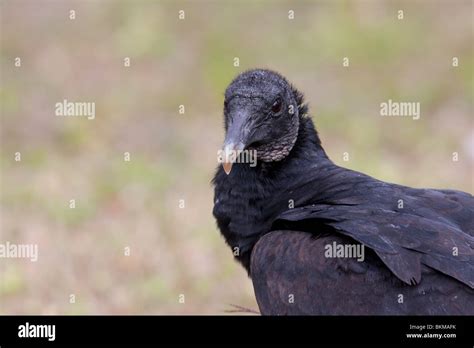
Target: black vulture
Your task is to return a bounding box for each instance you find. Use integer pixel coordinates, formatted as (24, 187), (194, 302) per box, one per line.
(212, 69), (474, 315)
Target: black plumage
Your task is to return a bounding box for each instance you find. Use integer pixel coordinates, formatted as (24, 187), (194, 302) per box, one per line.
(212, 69), (474, 315)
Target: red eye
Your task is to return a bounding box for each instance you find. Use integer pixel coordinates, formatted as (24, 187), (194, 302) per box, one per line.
(271, 98), (282, 113)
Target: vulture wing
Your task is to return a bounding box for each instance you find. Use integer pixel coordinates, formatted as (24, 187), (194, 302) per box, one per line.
(272, 189), (474, 289)
(251, 230), (474, 315)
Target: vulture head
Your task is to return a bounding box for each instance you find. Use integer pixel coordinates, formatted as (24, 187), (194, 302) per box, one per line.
(221, 69), (306, 174)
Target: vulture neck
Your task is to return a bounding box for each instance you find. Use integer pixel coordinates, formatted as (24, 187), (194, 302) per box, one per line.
(260, 115), (331, 174)
(292, 115), (327, 159)
(258, 115), (354, 220)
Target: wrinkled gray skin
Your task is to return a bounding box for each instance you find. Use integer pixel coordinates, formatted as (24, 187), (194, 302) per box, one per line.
(223, 69), (300, 162)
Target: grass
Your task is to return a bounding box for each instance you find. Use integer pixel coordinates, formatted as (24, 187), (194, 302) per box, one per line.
(0, 0), (472, 314)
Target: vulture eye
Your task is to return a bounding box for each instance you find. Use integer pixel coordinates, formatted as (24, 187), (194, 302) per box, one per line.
(271, 98), (282, 114)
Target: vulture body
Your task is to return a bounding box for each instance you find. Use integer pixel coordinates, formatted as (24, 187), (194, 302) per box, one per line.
(212, 69), (474, 315)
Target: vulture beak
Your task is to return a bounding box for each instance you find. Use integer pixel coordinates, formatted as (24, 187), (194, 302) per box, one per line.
(221, 110), (251, 175)
(222, 141), (245, 175)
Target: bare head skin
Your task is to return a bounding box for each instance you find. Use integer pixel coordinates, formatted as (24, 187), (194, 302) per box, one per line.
(221, 69), (303, 174)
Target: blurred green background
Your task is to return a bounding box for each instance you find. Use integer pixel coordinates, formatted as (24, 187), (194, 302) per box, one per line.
(0, 0), (472, 314)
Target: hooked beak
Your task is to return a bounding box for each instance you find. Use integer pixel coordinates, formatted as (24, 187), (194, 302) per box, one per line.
(221, 111), (250, 175)
(222, 141), (245, 175)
